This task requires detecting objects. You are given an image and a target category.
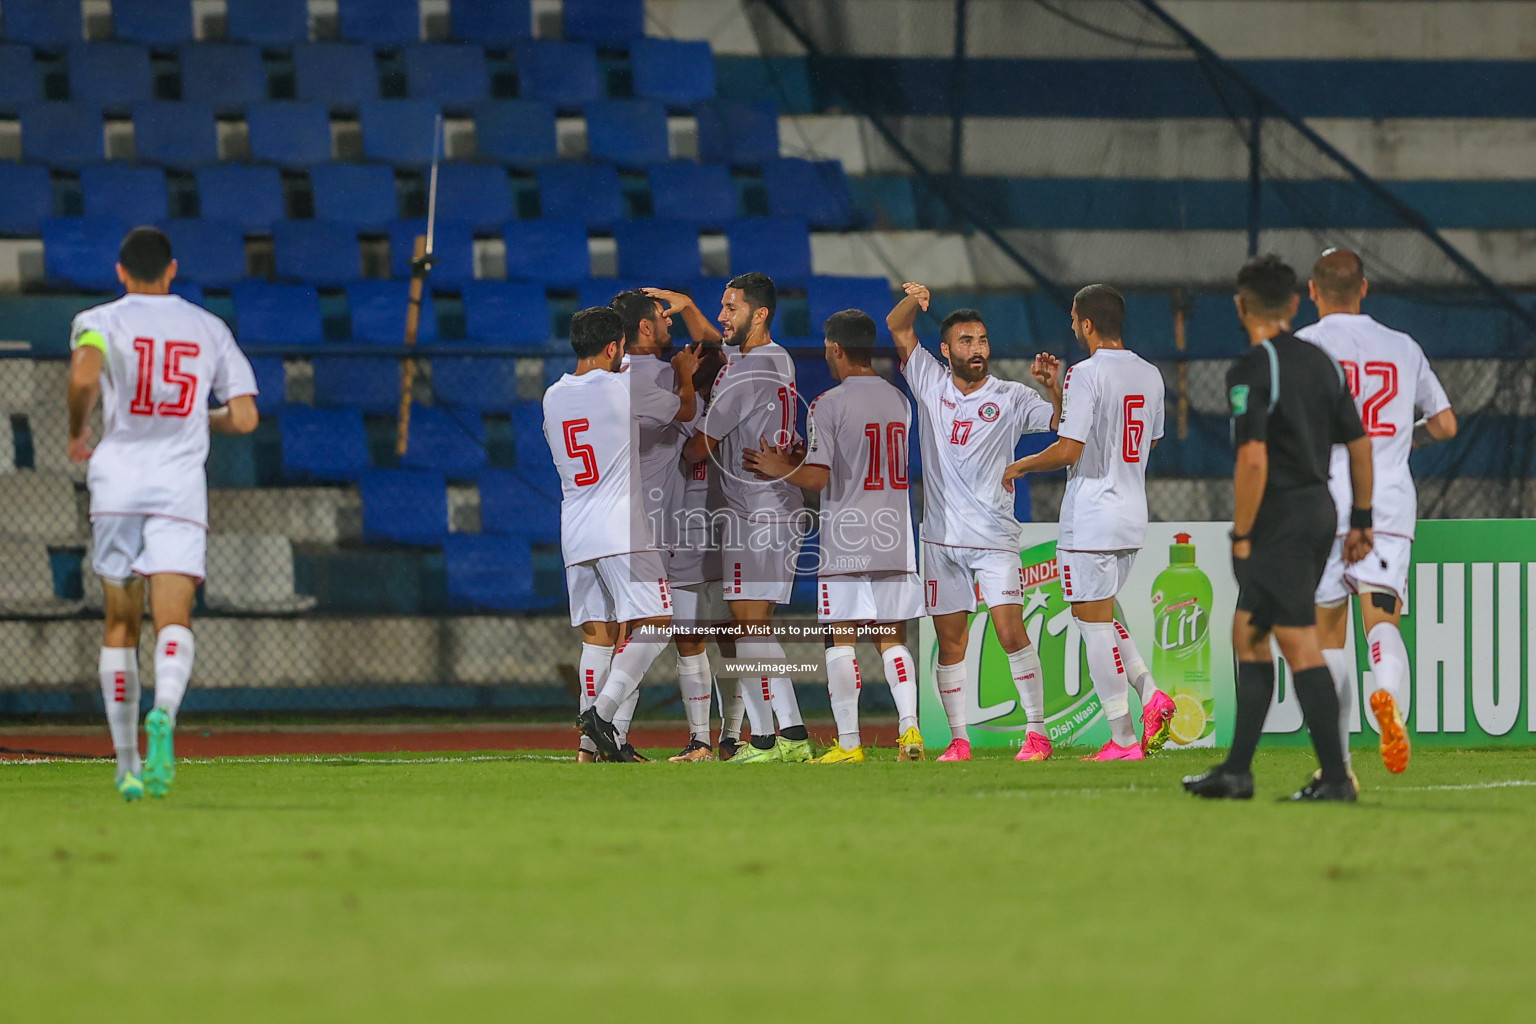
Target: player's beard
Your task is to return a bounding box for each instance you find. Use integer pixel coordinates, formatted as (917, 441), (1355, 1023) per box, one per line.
(951, 354), (989, 383)
(720, 314), (749, 347)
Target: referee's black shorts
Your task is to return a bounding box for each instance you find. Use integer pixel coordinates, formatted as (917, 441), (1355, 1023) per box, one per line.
(1234, 485), (1335, 631)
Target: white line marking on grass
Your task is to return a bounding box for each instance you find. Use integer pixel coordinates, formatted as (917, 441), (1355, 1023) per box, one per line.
(211, 754), (570, 765)
(1387, 779), (1536, 792)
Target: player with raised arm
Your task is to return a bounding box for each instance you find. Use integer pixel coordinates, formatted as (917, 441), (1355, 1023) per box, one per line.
(66, 227), (259, 800)
(1297, 249), (1457, 779)
(743, 309), (925, 763)
(682, 273), (812, 763)
(887, 283), (1057, 763)
(551, 307), (690, 763)
(1002, 284), (1177, 760)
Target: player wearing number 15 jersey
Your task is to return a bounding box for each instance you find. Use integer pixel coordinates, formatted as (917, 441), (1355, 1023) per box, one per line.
(1297, 249), (1457, 778)
(1004, 285), (1175, 761)
(66, 227), (259, 801)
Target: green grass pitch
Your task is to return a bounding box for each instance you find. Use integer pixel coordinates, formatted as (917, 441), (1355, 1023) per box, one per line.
(5, 745), (1536, 1023)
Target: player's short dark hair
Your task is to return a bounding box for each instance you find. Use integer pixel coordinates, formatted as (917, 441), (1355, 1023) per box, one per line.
(726, 272), (776, 328)
(1072, 283), (1124, 340)
(1236, 253), (1298, 315)
(569, 306), (624, 359)
(609, 289), (662, 348)
(940, 308), (984, 343)
(118, 226), (173, 284)
(823, 309), (876, 365)
(1311, 248), (1365, 305)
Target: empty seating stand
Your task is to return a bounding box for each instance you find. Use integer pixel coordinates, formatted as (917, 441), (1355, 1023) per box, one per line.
(360, 468), (449, 545)
(204, 535), (318, 613)
(444, 534), (551, 611)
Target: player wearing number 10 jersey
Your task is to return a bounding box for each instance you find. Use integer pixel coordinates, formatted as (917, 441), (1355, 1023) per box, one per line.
(66, 227), (260, 801)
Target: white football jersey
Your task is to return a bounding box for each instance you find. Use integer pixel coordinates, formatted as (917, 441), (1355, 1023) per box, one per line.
(802, 374), (916, 576)
(542, 370), (671, 566)
(622, 353), (686, 547)
(71, 294), (258, 527)
(902, 345), (1055, 552)
(1055, 348), (1165, 552)
(698, 340), (804, 523)
(1295, 313), (1451, 539)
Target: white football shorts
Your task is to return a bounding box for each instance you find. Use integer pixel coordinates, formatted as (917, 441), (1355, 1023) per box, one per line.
(1059, 548), (1138, 604)
(91, 514), (207, 585)
(670, 580), (728, 629)
(1316, 533), (1412, 614)
(817, 571), (924, 624)
(922, 542), (1025, 616)
(721, 518), (804, 604)
(565, 549), (671, 627)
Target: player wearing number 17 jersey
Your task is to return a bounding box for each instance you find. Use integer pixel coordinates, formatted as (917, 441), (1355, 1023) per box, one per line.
(66, 227), (260, 801)
(1004, 285), (1175, 761)
(1297, 249), (1457, 778)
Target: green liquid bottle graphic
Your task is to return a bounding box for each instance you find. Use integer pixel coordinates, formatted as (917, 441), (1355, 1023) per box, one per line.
(1150, 533), (1215, 746)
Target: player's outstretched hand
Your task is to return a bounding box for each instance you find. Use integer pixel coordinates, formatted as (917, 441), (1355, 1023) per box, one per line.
(642, 287), (692, 318)
(670, 342), (701, 382)
(67, 429), (92, 463)
(900, 282), (930, 312)
(1001, 458), (1027, 494)
(1344, 526), (1374, 565)
(1031, 352), (1061, 390)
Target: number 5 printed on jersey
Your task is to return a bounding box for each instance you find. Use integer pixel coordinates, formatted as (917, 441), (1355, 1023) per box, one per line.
(562, 419), (600, 486)
(129, 337), (201, 418)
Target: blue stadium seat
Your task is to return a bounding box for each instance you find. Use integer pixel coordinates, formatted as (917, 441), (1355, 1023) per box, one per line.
(460, 280), (551, 346)
(512, 41), (599, 107)
(67, 43), (152, 109)
(575, 279), (644, 314)
(43, 217), (126, 290)
(562, 0), (643, 47)
(432, 163), (511, 231)
(510, 400), (553, 468)
(613, 220), (700, 281)
(1119, 292), (1179, 360)
(178, 43), (267, 112)
(80, 164), (166, 225)
(360, 98), (440, 165)
(347, 279), (438, 342)
(430, 358), (520, 411)
(696, 99), (779, 165)
(472, 100), (557, 166)
(401, 404), (487, 477)
(0, 44), (38, 112)
(535, 163), (622, 227)
(443, 534), (550, 610)
(584, 98), (669, 167)
(647, 162), (736, 225)
(726, 217), (811, 281)
(195, 165), (285, 231)
(0, 164), (54, 234)
(312, 356), (401, 413)
(631, 39), (715, 108)
(477, 468), (559, 540)
(232, 282), (324, 345)
(450, 0), (530, 47)
(404, 43), (488, 106)
(112, 0), (192, 44)
(226, 0), (309, 45)
(310, 163), (398, 229)
(279, 405), (369, 481)
(247, 356), (286, 413)
(134, 102), (218, 165)
(960, 294), (1031, 352)
(272, 219), (361, 285)
(293, 42), (378, 108)
(160, 219), (246, 287)
(2, 0), (82, 45)
(20, 101), (102, 164)
(246, 102), (333, 166)
(503, 219), (589, 283)
(361, 468), (448, 545)
(171, 281), (205, 305)
(387, 218), (474, 287)
(338, 0), (420, 45)
(807, 277), (894, 340)
(764, 158), (854, 229)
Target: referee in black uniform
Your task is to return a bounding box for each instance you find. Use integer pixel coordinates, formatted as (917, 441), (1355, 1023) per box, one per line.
(1184, 254), (1375, 802)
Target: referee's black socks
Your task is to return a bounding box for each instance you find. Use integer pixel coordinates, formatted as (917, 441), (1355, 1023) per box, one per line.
(1224, 661), (1274, 775)
(1292, 665), (1350, 784)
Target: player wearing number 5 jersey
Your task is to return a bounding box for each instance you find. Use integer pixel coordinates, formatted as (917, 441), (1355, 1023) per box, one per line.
(887, 283), (1057, 763)
(66, 227), (259, 801)
(1297, 248), (1457, 779)
(1003, 285), (1176, 761)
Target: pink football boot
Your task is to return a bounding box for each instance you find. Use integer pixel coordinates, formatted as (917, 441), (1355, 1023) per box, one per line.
(1014, 732), (1053, 762)
(1140, 690), (1177, 754)
(936, 737), (972, 762)
(1081, 740), (1146, 761)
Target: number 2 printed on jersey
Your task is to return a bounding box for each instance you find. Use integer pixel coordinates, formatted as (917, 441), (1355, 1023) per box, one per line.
(1340, 360), (1399, 437)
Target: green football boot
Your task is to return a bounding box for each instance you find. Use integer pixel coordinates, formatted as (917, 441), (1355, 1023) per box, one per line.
(116, 771), (144, 802)
(728, 741), (782, 764)
(143, 708), (175, 798)
(776, 736), (814, 763)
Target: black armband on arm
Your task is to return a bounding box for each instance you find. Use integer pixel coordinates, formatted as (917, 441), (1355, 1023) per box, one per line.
(1350, 507), (1373, 530)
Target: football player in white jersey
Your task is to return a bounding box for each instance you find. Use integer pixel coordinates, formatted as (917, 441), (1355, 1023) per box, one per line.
(743, 309), (925, 763)
(1003, 285), (1177, 761)
(683, 273), (813, 763)
(887, 283), (1057, 763)
(65, 227), (259, 800)
(611, 287), (725, 762)
(1297, 249), (1456, 777)
(549, 307), (697, 763)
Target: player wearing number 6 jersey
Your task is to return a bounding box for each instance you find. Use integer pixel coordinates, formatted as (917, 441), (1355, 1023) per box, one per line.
(887, 283), (1057, 763)
(1296, 249), (1457, 779)
(1003, 285), (1175, 761)
(66, 227), (259, 801)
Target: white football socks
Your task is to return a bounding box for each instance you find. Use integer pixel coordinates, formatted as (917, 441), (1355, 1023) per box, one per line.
(676, 652), (713, 743)
(1114, 619), (1162, 701)
(718, 675), (745, 742)
(935, 660), (967, 734)
(824, 645), (862, 750)
(612, 688), (640, 745)
(1005, 644), (1047, 739)
(152, 625), (194, 727)
(1323, 646), (1354, 770)
(98, 646), (141, 778)
(882, 645), (919, 733)
(738, 674), (774, 737)
(1366, 621), (1410, 716)
(577, 641), (613, 753)
(594, 633), (668, 721)
(737, 638), (801, 729)
(1080, 621), (1136, 747)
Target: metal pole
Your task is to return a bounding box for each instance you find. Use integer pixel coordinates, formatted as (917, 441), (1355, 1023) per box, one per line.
(1246, 105), (1261, 256)
(949, 0), (967, 187)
